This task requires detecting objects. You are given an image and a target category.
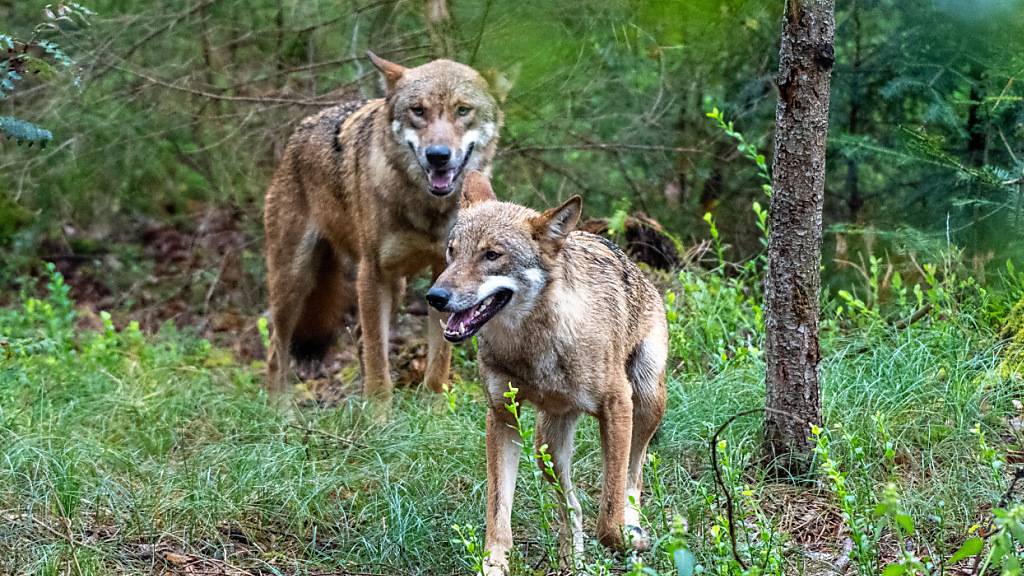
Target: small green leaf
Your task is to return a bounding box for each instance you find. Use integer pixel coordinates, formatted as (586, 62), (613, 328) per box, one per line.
(948, 536), (984, 564)
(881, 563), (906, 576)
(895, 513), (915, 535)
(1008, 521), (1024, 544)
(674, 549), (696, 576)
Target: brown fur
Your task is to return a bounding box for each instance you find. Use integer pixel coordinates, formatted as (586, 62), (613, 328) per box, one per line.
(264, 54), (505, 400)
(429, 173), (669, 573)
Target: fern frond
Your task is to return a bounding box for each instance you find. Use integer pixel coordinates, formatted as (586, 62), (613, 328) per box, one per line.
(35, 40), (72, 68)
(0, 116), (53, 146)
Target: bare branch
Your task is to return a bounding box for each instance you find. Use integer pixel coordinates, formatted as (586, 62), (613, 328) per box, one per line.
(91, 0), (225, 79)
(499, 142), (703, 157)
(112, 64), (355, 106)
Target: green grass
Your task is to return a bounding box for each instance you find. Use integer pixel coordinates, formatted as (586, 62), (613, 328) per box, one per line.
(1, 263), (1023, 575)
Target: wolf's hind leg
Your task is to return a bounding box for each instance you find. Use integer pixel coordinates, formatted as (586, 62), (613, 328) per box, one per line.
(267, 304), (302, 393)
(623, 320), (669, 550)
(291, 241), (355, 366)
(266, 227), (322, 393)
(622, 396), (663, 551)
(597, 382), (633, 550)
(535, 411), (584, 567)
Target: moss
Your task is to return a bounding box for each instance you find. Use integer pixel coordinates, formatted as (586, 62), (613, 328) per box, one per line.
(1002, 297), (1024, 378)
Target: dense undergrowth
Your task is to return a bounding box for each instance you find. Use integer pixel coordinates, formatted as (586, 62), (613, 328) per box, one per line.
(1, 249), (1022, 575)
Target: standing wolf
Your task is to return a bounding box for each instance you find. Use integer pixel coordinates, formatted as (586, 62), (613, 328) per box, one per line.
(426, 173), (668, 574)
(263, 52), (505, 400)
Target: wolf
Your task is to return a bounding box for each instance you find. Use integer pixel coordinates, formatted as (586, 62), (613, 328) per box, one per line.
(426, 172), (669, 574)
(263, 52), (506, 401)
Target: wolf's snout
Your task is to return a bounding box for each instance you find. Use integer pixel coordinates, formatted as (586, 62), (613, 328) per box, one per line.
(425, 286), (451, 311)
(425, 145), (452, 168)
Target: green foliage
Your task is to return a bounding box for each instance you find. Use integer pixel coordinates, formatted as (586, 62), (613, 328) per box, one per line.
(1, 244), (1022, 574)
(980, 505), (1024, 574)
(451, 523), (489, 574)
(707, 106), (772, 198)
(1, 2), (91, 147)
(830, 0), (1024, 261)
(0, 116), (53, 146)
(809, 421), (1024, 576)
(1002, 291), (1024, 377)
(664, 268), (763, 372)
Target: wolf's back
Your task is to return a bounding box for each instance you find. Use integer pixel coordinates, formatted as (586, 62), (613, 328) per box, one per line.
(279, 99), (369, 185)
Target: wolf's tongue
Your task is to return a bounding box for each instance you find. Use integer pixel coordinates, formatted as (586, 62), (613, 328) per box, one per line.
(430, 170), (454, 190)
(446, 308), (474, 331)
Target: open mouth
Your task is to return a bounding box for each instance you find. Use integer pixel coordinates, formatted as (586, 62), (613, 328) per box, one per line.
(417, 143), (475, 197)
(442, 288), (512, 343)
(427, 168), (458, 194)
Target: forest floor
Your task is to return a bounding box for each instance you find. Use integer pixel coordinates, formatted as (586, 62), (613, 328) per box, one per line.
(1, 203), (1023, 575)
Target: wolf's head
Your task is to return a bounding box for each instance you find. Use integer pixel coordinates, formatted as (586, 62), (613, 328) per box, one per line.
(368, 51), (509, 198)
(426, 172), (582, 343)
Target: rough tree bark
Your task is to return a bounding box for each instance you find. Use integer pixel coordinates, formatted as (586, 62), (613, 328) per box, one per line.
(764, 0), (835, 474)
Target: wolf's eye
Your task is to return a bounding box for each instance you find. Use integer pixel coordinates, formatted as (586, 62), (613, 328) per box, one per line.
(456, 106), (472, 117)
(411, 105), (426, 117)
(484, 250), (502, 261)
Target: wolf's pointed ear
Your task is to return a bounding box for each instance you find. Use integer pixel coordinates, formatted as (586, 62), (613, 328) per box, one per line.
(483, 63), (520, 104)
(461, 171), (497, 208)
(531, 195), (582, 247)
(367, 50), (407, 92)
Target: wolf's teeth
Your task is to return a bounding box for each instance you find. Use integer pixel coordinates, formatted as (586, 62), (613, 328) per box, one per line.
(459, 321), (466, 334)
(439, 319), (446, 329)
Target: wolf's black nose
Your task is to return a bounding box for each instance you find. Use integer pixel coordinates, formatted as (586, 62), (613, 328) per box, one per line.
(425, 145), (452, 168)
(426, 287), (451, 310)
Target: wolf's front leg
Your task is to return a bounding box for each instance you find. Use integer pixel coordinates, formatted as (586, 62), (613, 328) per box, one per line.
(424, 260), (452, 392)
(535, 411), (585, 568)
(357, 259), (393, 403)
(483, 405), (521, 576)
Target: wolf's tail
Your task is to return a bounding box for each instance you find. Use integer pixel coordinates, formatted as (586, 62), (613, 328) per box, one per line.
(290, 238), (356, 361)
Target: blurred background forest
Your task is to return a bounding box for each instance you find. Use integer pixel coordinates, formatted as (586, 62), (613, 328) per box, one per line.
(2, 0), (1024, 335)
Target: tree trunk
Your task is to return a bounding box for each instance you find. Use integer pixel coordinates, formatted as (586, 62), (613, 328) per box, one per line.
(764, 0), (835, 475)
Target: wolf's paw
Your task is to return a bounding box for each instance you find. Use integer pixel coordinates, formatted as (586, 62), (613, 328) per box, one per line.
(624, 524), (651, 551)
